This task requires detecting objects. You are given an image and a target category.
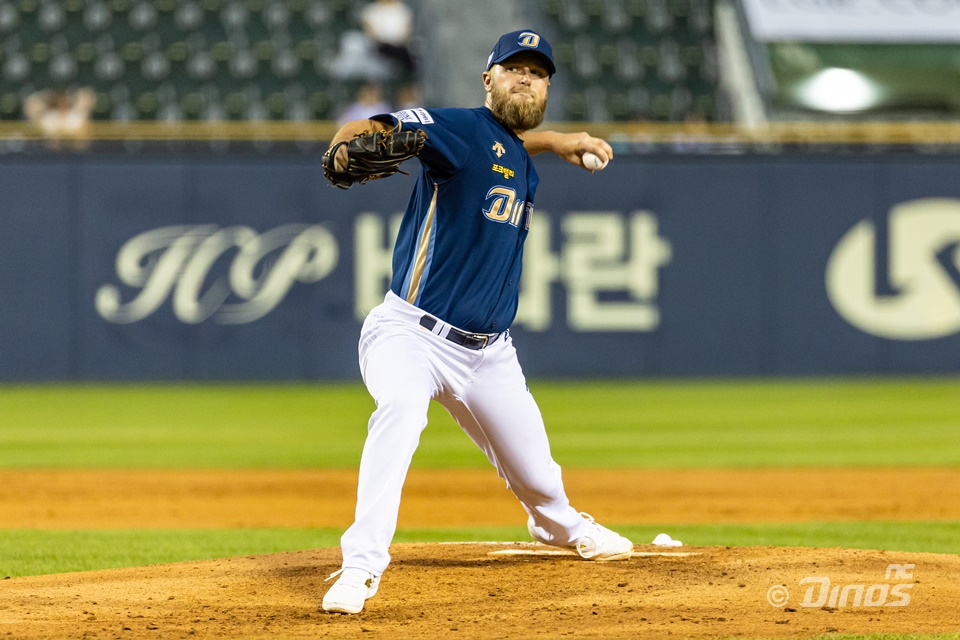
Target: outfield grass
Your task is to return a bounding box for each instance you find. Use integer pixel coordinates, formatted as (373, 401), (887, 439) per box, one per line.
(1, 378), (958, 468)
(1, 379), (957, 585)
(3, 521), (958, 578)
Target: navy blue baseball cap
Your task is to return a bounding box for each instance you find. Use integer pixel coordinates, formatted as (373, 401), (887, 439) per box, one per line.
(486, 29), (556, 77)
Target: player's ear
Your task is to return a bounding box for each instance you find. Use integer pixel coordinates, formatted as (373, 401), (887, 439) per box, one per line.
(482, 71), (492, 93)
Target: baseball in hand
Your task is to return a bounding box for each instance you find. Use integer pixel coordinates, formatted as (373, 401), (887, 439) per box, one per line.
(582, 152), (608, 171)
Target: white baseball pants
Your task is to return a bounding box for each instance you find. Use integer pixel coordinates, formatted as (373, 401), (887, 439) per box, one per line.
(339, 291), (587, 575)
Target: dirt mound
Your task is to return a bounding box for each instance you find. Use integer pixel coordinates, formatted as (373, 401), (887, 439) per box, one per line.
(4, 468), (959, 528)
(3, 543), (958, 639)
(4, 468), (959, 637)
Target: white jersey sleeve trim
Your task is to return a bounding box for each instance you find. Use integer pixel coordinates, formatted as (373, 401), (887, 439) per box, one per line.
(391, 108), (434, 125)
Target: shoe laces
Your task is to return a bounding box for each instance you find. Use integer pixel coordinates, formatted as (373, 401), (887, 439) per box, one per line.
(325, 567), (375, 588)
(579, 512), (606, 539)
(576, 513), (621, 554)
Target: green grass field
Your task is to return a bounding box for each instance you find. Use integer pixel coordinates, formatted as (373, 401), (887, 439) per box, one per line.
(1, 377), (958, 579)
(3, 377), (958, 468)
(2, 378), (958, 639)
(4, 521), (959, 579)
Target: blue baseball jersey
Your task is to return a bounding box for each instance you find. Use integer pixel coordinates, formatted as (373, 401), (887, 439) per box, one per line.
(374, 106), (538, 334)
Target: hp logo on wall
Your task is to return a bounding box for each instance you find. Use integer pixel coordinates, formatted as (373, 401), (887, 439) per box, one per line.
(96, 224), (339, 325)
(826, 198), (960, 340)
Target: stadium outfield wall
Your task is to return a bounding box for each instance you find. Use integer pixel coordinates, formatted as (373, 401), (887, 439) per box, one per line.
(2, 153), (959, 381)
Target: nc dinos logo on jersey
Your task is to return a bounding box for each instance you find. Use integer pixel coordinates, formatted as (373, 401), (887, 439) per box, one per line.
(826, 198), (960, 340)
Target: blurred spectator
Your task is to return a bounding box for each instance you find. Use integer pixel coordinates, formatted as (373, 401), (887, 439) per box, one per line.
(329, 30), (391, 81)
(395, 84), (422, 110)
(361, 0), (417, 80)
(23, 87), (95, 151)
(337, 82), (392, 126)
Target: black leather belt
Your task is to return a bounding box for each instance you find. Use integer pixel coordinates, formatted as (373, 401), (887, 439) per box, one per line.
(419, 315), (500, 350)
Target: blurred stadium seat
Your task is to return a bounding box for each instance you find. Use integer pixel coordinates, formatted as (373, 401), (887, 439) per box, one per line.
(0, 0), (360, 122)
(541, 0), (721, 121)
(0, 0), (723, 124)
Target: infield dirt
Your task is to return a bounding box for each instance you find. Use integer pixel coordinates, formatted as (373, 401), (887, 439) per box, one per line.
(2, 468), (959, 639)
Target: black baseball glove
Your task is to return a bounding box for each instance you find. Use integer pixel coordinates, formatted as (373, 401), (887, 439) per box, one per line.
(322, 125), (427, 189)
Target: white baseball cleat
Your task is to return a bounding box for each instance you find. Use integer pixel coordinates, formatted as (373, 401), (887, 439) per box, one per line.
(527, 515), (550, 545)
(322, 567), (381, 614)
(528, 513), (634, 561)
(575, 513), (634, 561)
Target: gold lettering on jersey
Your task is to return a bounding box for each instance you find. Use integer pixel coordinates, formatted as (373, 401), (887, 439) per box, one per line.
(483, 186), (528, 229)
(483, 186), (514, 222)
(492, 164), (515, 179)
(492, 142), (506, 158)
(509, 199), (525, 226)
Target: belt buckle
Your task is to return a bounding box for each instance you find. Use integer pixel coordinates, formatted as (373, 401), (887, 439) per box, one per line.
(462, 331), (489, 349)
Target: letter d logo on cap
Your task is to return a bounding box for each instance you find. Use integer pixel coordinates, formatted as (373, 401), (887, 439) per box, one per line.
(519, 32), (540, 47)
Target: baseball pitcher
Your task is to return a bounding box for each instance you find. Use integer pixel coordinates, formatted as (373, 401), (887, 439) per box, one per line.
(321, 29), (633, 615)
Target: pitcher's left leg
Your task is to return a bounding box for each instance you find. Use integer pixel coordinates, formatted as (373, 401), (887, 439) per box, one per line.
(450, 337), (631, 559)
(443, 382), (582, 545)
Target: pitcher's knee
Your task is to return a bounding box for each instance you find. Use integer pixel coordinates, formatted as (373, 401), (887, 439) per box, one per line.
(368, 394), (430, 434)
(509, 470), (565, 506)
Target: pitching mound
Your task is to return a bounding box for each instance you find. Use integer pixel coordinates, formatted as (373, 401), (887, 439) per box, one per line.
(3, 543), (958, 639)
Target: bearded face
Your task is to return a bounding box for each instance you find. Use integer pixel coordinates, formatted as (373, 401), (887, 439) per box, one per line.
(488, 78), (547, 133)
